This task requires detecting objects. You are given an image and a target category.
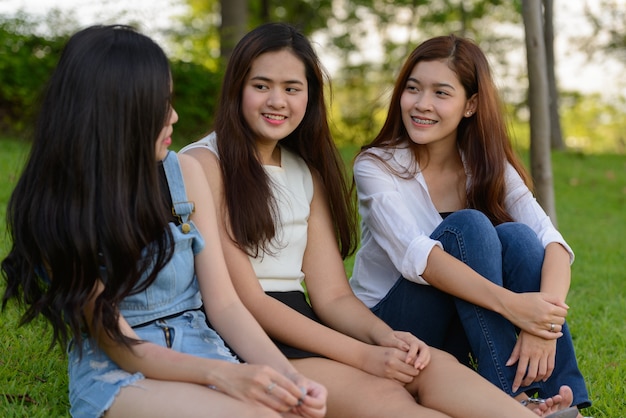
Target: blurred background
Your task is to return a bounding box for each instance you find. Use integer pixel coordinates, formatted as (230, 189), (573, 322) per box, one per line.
(1, 0), (625, 154)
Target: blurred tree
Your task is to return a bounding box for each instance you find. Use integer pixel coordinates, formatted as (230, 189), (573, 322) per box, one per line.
(220, 0), (248, 62)
(522, 0), (556, 222)
(171, 0), (334, 67)
(543, 0), (564, 150)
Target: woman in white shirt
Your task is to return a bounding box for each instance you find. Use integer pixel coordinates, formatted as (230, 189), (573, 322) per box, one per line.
(351, 34), (590, 416)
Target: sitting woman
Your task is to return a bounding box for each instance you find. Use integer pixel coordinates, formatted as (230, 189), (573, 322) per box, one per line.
(350, 34), (590, 417)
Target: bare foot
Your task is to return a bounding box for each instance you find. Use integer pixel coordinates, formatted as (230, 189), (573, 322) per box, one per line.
(518, 385), (580, 417)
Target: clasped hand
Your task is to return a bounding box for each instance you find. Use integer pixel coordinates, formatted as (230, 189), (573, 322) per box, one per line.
(217, 364), (326, 417)
(503, 292), (568, 339)
(363, 331), (431, 384)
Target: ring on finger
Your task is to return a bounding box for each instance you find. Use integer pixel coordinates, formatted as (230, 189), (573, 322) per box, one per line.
(266, 382), (277, 394)
(550, 323), (556, 332)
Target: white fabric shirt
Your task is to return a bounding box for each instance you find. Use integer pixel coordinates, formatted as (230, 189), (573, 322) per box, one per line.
(350, 145), (574, 308)
(180, 133), (313, 293)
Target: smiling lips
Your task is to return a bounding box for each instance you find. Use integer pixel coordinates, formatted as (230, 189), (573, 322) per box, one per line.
(411, 116), (437, 125)
(263, 113), (287, 123)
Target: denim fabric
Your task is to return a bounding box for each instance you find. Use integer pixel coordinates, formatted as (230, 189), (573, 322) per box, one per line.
(68, 310), (238, 418)
(68, 152), (239, 417)
(119, 151), (204, 327)
(372, 209), (590, 408)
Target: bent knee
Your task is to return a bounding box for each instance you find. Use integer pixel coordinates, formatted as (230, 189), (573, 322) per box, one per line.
(429, 347), (460, 364)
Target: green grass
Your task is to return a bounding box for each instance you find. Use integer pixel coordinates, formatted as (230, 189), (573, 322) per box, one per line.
(1, 137), (625, 417)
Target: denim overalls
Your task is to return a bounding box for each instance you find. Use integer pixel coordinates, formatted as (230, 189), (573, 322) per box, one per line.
(68, 151), (238, 418)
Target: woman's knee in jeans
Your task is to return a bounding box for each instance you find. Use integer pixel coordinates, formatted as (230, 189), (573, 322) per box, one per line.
(447, 209), (492, 230)
(496, 222), (543, 257)
(437, 209), (499, 246)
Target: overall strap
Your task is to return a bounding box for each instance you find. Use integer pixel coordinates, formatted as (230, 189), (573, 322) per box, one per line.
(162, 151), (195, 229)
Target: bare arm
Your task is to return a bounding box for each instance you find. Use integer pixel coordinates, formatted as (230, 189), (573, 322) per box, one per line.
(540, 242), (571, 300)
(179, 154), (326, 415)
(303, 173), (428, 369)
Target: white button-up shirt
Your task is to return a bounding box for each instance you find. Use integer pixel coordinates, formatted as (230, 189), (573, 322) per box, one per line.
(350, 145), (574, 308)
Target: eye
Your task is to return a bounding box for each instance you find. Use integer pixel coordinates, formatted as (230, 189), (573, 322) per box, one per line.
(286, 86), (301, 93)
(253, 84), (269, 91)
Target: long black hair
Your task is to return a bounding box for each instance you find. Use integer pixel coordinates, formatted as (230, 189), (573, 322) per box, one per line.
(2, 25), (174, 351)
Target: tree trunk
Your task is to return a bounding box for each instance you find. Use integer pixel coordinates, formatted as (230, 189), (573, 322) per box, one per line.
(220, 0), (248, 63)
(522, 0), (557, 224)
(543, 0), (565, 150)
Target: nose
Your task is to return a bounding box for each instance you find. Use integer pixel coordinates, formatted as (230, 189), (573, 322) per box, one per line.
(414, 92), (433, 112)
(169, 107), (179, 125)
(266, 89), (286, 109)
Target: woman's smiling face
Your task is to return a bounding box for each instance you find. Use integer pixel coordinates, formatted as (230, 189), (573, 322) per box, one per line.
(241, 49), (309, 146)
(400, 59), (475, 147)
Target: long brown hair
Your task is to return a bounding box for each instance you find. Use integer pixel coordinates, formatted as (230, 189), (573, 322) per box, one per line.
(361, 34), (532, 225)
(214, 22), (357, 258)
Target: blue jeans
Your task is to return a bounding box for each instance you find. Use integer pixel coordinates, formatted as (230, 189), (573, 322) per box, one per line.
(372, 209), (590, 408)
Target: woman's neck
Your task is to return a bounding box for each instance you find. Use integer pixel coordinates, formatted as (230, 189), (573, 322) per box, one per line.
(256, 141), (281, 166)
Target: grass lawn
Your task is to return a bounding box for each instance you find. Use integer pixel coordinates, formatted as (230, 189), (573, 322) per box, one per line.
(1, 137), (625, 417)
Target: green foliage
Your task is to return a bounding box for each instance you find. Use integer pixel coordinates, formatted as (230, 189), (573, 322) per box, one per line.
(170, 60), (223, 144)
(0, 13), (68, 135)
(0, 14), (220, 143)
(582, 0), (626, 63)
(249, 0), (335, 34)
(507, 93), (626, 155)
(559, 92), (626, 154)
(167, 0), (221, 69)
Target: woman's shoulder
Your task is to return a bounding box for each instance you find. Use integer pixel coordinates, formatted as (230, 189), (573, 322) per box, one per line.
(355, 144), (412, 171)
(179, 132), (218, 157)
(281, 146), (309, 172)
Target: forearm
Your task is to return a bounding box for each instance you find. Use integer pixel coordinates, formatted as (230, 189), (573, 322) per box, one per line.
(247, 292), (373, 370)
(421, 246), (514, 316)
(207, 300), (299, 377)
(313, 293), (393, 346)
(106, 338), (236, 384)
(539, 242), (571, 301)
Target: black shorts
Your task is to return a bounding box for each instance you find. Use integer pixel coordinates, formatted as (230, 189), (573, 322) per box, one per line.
(204, 291), (323, 360)
(265, 291), (324, 359)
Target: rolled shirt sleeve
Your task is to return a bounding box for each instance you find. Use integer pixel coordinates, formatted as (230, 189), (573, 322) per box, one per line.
(350, 148), (446, 307)
(503, 163), (575, 264)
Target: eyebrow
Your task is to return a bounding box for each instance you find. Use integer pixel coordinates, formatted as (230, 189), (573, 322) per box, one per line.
(249, 75), (305, 85)
(407, 77), (456, 90)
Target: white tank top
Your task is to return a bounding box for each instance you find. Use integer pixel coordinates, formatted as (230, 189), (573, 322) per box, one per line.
(180, 133), (313, 292)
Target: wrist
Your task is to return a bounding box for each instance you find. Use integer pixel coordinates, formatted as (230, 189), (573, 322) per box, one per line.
(490, 286), (515, 317)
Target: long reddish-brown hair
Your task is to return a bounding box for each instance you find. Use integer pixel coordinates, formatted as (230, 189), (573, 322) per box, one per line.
(214, 23), (357, 258)
(360, 34), (532, 225)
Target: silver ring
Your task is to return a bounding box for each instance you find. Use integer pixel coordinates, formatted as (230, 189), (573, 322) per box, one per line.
(550, 323), (556, 332)
(266, 382), (277, 394)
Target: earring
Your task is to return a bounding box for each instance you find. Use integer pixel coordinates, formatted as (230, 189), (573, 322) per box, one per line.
(466, 111), (472, 116)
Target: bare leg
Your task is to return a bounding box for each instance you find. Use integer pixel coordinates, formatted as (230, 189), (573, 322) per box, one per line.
(404, 348), (574, 418)
(105, 378), (281, 418)
(291, 357), (451, 418)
